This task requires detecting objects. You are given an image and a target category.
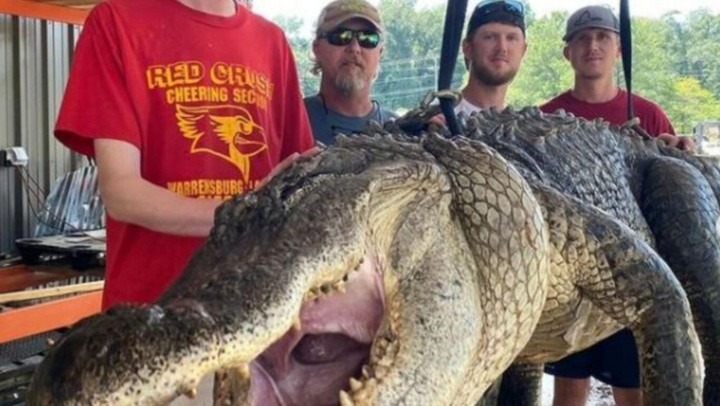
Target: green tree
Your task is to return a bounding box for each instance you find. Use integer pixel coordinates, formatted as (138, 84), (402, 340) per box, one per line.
(666, 76), (720, 133)
(375, 0), (464, 111)
(684, 9), (720, 99)
(507, 11), (570, 106)
(661, 11), (691, 78)
(271, 5), (720, 124)
(622, 17), (678, 114)
(273, 15), (318, 96)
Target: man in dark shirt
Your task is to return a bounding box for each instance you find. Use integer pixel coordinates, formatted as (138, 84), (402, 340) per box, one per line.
(304, 0), (396, 145)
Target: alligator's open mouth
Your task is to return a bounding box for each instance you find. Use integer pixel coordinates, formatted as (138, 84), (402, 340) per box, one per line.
(248, 257), (386, 405)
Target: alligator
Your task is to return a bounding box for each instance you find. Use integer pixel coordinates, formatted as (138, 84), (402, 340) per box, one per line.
(27, 107), (719, 405)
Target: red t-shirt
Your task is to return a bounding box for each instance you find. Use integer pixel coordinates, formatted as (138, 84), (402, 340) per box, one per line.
(55, 0), (314, 309)
(540, 89), (675, 136)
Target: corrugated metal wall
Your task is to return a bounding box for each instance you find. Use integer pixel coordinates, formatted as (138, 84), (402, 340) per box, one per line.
(0, 15), (85, 257)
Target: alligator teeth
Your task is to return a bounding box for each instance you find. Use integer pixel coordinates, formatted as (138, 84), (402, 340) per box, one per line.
(373, 336), (395, 359)
(305, 290), (318, 302)
(339, 390), (355, 406)
(236, 363), (251, 379)
(291, 317), (302, 332)
(362, 365), (372, 379)
(306, 276), (352, 302)
(349, 377), (363, 391)
(360, 378), (377, 397)
(374, 364), (390, 379)
(379, 355), (394, 367)
(181, 387), (198, 399)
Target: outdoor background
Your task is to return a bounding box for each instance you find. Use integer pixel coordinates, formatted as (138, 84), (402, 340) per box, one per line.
(253, 0), (720, 136)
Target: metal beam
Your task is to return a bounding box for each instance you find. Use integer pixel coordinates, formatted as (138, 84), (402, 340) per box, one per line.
(0, 0), (88, 25)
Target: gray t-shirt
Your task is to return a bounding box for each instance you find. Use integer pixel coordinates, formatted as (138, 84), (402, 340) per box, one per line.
(304, 94), (397, 146)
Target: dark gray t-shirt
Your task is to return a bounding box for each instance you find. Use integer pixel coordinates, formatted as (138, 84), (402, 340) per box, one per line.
(304, 94), (397, 146)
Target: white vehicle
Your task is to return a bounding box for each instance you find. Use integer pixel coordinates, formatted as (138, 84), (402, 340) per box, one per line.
(695, 121), (720, 156)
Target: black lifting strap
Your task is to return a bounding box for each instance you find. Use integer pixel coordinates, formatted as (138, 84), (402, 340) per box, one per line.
(619, 0), (635, 120)
(438, 0), (469, 136)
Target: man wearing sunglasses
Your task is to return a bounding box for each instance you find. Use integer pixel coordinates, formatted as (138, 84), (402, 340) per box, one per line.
(455, 0), (527, 115)
(305, 0), (396, 146)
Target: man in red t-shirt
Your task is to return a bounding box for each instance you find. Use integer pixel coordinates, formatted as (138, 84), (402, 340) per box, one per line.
(540, 6), (693, 406)
(540, 6), (693, 151)
(54, 0), (315, 310)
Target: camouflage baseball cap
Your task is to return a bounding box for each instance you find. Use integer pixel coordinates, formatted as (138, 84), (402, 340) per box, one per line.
(316, 0), (383, 34)
(563, 5), (619, 42)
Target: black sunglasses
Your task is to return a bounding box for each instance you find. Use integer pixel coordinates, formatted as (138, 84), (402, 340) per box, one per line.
(320, 28), (382, 49)
(474, 0), (524, 17)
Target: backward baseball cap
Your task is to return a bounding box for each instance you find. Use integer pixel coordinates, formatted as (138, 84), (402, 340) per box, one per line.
(316, 0), (383, 35)
(563, 5), (619, 42)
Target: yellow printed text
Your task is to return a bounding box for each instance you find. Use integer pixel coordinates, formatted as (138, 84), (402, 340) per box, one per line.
(232, 88), (268, 110)
(167, 178), (259, 200)
(210, 62), (274, 100)
(147, 61), (204, 89)
(166, 86), (229, 104)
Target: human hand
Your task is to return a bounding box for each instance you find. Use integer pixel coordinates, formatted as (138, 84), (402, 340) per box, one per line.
(656, 133), (696, 152)
(429, 113), (446, 126)
(257, 146), (321, 189)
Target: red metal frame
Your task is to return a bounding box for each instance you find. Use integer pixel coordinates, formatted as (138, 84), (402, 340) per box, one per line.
(0, 290), (101, 343)
(0, 0), (89, 25)
(0, 264), (103, 343)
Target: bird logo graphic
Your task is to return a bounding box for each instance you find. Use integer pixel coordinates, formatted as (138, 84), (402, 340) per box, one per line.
(175, 104), (268, 183)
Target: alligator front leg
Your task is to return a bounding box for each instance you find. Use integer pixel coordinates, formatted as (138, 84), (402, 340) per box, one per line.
(349, 195), (547, 404)
(415, 135), (550, 405)
(640, 157), (720, 405)
(536, 185), (703, 406)
(353, 240), (487, 405)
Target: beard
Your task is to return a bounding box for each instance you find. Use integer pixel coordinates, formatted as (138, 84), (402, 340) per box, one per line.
(333, 62), (372, 95)
(470, 60), (518, 86)
(335, 72), (368, 95)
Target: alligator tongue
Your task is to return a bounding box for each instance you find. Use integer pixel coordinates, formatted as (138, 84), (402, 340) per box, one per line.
(293, 333), (366, 364)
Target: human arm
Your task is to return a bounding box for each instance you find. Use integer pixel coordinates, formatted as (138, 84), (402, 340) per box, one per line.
(656, 133), (696, 152)
(95, 138), (221, 237)
(54, 8), (220, 234)
(637, 97), (695, 152)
